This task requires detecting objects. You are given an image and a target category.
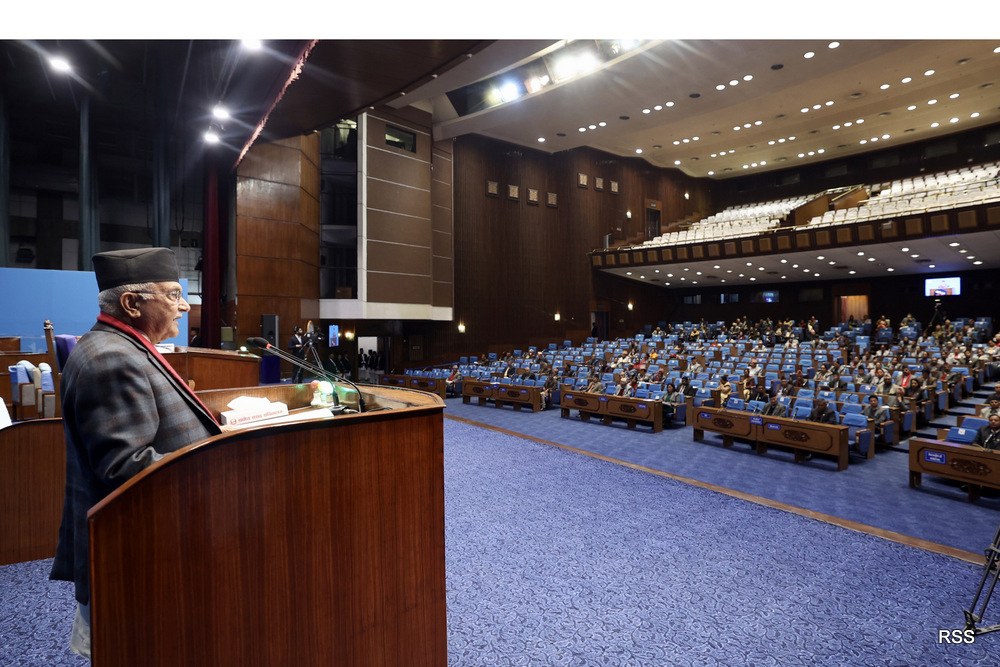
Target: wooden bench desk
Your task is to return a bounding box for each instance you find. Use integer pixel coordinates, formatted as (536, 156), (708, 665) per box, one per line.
(380, 373), (449, 399)
(560, 390), (664, 432)
(691, 406), (850, 471)
(909, 438), (1000, 502)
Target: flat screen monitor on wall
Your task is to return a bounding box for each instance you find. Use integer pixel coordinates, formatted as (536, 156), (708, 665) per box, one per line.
(924, 277), (961, 296)
(328, 324), (340, 347)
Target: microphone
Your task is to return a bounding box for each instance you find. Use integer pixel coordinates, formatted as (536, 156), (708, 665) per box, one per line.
(247, 337), (366, 413)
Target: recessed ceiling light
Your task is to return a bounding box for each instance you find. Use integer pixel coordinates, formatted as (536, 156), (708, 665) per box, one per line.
(804, 51), (815, 59)
(868, 257), (876, 262)
(901, 77), (912, 84)
(901, 247), (909, 252)
(924, 69), (935, 76)
(974, 261), (983, 265)
(929, 264), (936, 268)
(887, 268), (895, 272)
(537, 137), (545, 143)
(849, 270), (856, 275)
(949, 242), (960, 247)
(829, 42), (840, 49)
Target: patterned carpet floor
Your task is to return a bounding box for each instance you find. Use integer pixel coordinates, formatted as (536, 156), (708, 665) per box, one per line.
(444, 398), (1000, 556)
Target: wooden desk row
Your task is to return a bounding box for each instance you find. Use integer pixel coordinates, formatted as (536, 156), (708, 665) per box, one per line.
(909, 438), (1000, 502)
(462, 379), (543, 412)
(559, 389), (665, 432)
(380, 373), (449, 400)
(691, 406), (852, 471)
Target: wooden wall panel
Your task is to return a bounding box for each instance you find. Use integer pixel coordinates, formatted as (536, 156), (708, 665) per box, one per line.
(367, 149), (433, 190)
(236, 178), (301, 222)
(368, 273), (432, 304)
(389, 134), (710, 362)
(367, 241), (432, 275)
(368, 210), (434, 247)
(431, 140), (454, 309)
(235, 135), (320, 356)
(366, 179), (431, 218)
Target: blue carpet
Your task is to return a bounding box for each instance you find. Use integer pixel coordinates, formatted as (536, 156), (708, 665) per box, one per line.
(444, 398), (1000, 556)
(443, 420), (990, 665)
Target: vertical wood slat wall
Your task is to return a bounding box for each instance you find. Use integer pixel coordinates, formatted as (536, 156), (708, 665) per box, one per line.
(234, 134), (321, 366)
(425, 135), (707, 360)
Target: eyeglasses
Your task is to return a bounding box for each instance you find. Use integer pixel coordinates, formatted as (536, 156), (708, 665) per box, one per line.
(132, 290), (184, 303)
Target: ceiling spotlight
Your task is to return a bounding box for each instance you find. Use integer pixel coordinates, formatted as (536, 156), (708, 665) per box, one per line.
(537, 137), (546, 143)
(241, 40), (264, 51)
(804, 51), (816, 59)
(204, 130), (221, 144)
(49, 56), (72, 73)
(212, 105), (230, 120)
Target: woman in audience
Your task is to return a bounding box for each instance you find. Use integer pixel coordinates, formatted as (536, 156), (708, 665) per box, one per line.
(718, 378), (733, 404)
(744, 378), (768, 403)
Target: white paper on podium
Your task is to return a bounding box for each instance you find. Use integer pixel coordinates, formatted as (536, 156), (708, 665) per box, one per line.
(220, 396), (290, 426)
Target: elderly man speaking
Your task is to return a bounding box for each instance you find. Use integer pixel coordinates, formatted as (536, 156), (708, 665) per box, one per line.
(50, 248), (221, 659)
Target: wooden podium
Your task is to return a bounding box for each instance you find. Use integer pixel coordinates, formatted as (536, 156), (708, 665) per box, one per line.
(0, 418), (65, 565)
(87, 383), (447, 667)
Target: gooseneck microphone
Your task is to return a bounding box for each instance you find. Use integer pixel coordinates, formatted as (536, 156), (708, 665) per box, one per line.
(247, 337), (367, 413)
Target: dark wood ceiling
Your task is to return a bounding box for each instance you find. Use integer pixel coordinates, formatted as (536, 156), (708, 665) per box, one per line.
(260, 40), (487, 141)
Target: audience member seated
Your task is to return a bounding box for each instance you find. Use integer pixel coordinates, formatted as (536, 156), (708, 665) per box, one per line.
(808, 398), (838, 424)
(760, 394), (787, 417)
(974, 395), (1000, 420)
(972, 414), (1000, 450)
(860, 395), (890, 441)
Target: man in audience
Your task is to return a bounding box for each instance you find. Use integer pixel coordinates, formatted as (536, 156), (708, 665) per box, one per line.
(861, 395), (890, 441)
(807, 398), (838, 424)
(980, 397), (1000, 420)
(50, 248), (221, 660)
(972, 414), (1000, 450)
(760, 393), (787, 417)
(771, 376), (795, 398)
(827, 371), (847, 391)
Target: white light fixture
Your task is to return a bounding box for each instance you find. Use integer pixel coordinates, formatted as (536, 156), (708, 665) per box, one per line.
(49, 56), (72, 73)
(212, 105), (230, 120)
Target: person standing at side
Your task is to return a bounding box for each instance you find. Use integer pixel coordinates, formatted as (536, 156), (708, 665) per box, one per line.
(50, 248), (222, 660)
(288, 325), (305, 383)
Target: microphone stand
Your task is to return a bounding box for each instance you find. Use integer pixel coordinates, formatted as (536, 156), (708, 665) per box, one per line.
(248, 338), (367, 413)
(965, 521), (1000, 636)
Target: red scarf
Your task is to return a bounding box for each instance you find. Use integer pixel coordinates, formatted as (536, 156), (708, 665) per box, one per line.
(97, 312), (219, 425)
